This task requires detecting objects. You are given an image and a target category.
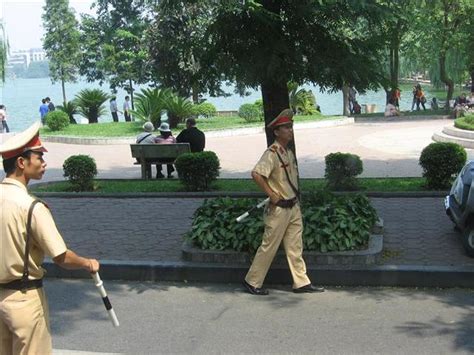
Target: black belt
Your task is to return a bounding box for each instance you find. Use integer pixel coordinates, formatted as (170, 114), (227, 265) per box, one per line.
(0, 279), (43, 291)
(275, 197), (298, 209)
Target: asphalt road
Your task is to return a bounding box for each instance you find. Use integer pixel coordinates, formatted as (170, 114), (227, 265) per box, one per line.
(48, 279), (474, 355)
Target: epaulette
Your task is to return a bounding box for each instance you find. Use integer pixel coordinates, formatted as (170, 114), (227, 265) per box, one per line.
(268, 144), (278, 153)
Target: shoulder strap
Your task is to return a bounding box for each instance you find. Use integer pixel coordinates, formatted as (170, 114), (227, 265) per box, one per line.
(137, 133), (153, 144)
(21, 199), (43, 292)
(275, 151), (300, 200)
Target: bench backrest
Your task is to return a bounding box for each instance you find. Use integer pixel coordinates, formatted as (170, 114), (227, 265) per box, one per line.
(130, 143), (191, 159)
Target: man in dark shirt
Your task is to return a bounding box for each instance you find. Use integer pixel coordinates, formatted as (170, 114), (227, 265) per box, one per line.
(176, 118), (205, 152)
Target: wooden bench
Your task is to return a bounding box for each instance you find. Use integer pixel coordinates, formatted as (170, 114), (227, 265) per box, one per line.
(130, 143), (191, 179)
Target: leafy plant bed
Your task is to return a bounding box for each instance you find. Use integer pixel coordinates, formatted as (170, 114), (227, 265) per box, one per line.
(454, 114), (474, 131)
(31, 177), (432, 193)
(184, 192), (379, 257)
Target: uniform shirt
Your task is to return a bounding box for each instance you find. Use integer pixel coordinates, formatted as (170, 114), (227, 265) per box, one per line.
(176, 127), (205, 152)
(123, 100), (130, 111)
(253, 141), (299, 200)
(110, 100), (118, 113)
(0, 178), (67, 283)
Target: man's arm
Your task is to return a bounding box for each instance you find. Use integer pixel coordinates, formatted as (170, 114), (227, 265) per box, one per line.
(53, 249), (99, 273)
(251, 171), (281, 205)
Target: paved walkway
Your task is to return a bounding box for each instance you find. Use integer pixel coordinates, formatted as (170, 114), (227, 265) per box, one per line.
(3, 119), (471, 182)
(45, 196), (474, 267)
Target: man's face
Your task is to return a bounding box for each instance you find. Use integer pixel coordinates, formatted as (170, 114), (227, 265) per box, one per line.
(20, 152), (47, 180)
(274, 123), (294, 143)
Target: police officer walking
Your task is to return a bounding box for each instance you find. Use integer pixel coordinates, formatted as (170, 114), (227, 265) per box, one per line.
(243, 109), (324, 296)
(0, 122), (100, 354)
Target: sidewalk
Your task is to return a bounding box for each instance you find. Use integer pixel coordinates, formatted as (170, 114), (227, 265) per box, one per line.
(42, 195), (474, 287)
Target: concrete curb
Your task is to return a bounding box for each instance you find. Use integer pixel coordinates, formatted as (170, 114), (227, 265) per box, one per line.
(40, 118), (354, 145)
(354, 114), (450, 123)
(42, 260), (474, 288)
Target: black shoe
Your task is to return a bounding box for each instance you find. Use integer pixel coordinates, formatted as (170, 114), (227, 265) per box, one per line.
(156, 173), (165, 179)
(293, 284), (325, 293)
(243, 281), (269, 296)
(167, 174), (174, 179)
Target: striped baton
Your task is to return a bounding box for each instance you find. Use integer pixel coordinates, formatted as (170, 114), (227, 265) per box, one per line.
(92, 272), (120, 327)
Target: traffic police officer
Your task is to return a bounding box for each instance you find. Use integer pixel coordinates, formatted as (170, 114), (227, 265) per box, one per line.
(243, 109), (325, 295)
(0, 122), (100, 354)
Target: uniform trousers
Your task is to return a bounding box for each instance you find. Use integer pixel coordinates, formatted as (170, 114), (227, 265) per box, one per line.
(0, 287), (52, 355)
(245, 203), (311, 289)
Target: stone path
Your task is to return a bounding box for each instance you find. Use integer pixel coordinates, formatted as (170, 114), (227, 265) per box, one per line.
(44, 196), (474, 267)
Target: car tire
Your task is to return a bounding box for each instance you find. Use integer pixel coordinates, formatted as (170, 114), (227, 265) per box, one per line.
(462, 227), (474, 257)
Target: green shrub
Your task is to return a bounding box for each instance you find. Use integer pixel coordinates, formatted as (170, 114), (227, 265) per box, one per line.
(63, 155), (97, 191)
(45, 110), (70, 131)
(57, 101), (78, 124)
(75, 89), (109, 124)
(193, 102), (217, 118)
(325, 152), (363, 190)
(454, 114), (474, 131)
(175, 151), (220, 191)
(186, 191), (378, 253)
(238, 103), (262, 122)
(419, 142), (466, 189)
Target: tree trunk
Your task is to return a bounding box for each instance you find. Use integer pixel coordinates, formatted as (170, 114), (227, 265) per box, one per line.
(439, 53), (454, 111)
(470, 66), (474, 94)
(168, 113), (180, 129)
(129, 79), (135, 120)
(61, 78), (67, 105)
(342, 85), (350, 116)
(261, 80), (290, 147)
(192, 84), (199, 104)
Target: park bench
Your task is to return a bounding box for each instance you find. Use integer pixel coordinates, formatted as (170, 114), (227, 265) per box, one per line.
(130, 143), (191, 179)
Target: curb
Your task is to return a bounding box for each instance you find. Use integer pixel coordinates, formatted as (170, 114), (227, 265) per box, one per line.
(40, 118), (354, 145)
(42, 260), (474, 288)
(354, 115), (450, 123)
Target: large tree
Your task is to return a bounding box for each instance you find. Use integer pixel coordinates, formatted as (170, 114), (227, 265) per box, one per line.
(207, 0), (386, 145)
(0, 22), (7, 83)
(79, 0), (151, 108)
(42, 0), (81, 104)
(147, 1), (225, 103)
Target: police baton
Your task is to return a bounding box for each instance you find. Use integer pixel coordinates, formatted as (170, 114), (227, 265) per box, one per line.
(236, 198), (270, 222)
(91, 272), (120, 327)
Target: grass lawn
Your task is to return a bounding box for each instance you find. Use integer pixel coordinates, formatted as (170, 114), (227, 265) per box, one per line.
(31, 177), (437, 194)
(40, 114), (339, 138)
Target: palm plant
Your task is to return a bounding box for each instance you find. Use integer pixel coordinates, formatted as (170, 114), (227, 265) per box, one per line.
(74, 89), (109, 124)
(57, 100), (78, 124)
(165, 94), (195, 129)
(288, 82), (318, 115)
(131, 88), (173, 128)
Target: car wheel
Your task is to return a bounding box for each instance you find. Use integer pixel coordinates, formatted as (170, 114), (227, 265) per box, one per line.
(462, 228), (474, 257)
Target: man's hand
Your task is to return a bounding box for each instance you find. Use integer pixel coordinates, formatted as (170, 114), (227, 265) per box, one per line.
(88, 259), (100, 273)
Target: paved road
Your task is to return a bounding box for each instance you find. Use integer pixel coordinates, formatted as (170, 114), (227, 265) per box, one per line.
(4, 119), (472, 182)
(44, 197), (474, 267)
(48, 280), (474, 354)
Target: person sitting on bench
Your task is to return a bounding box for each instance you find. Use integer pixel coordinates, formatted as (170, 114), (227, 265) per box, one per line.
(154, 122), (176, 179)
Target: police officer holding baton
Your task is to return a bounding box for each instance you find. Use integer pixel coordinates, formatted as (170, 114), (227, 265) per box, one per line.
(243, 109), (325, 296)
(0, 123), (100, 354)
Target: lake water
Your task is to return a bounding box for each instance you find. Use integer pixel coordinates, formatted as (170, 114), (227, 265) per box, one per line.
(0, 77), (420, 132)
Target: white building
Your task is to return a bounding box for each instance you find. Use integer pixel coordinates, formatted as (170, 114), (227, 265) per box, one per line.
(7, 48), (47, 68)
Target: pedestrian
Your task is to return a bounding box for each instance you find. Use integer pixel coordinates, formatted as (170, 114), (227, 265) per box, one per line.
(39, 98), (49, 125)
(0, 104), (10, 133)
(243, 109), (325, 296)
(176, 117), (205, 152)
(391, 87), (401, 108)
(123, 95), (131, 122)
(45, 97), (55, 112)
(415, 84), (426, 111)
(0, 122), (100, 354)
(411, 85), (417, 111)
(110, 96), (120, 122)
(154, 122), (176, 179)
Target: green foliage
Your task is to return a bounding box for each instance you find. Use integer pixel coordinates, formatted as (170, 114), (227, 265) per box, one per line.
(419, 142), (467, 189)
(42, 0), (81, 101)
(175, 151), (220, 191)
(325, 153), (363, 191)
(238, 103), (263, 122)
(45, 110), (70, 131)
(131, 88), (172, 128)
(166, 94), (195, 128)
(78, 1), (150, 92)
(454, 114), (474, 131)
(0, 22), (6, 82)
(193, 102), (217, 118)
(62, 155), (97, 191)
(74, 89), (109, 124)
(57, 100), (78, 124)
(186, 192), (378, 253)
(288, 82), (318, 115)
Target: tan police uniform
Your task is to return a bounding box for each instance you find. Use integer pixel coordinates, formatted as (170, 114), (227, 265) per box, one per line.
(0, 123), (67, 355)
(244, 139), (311, 289)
